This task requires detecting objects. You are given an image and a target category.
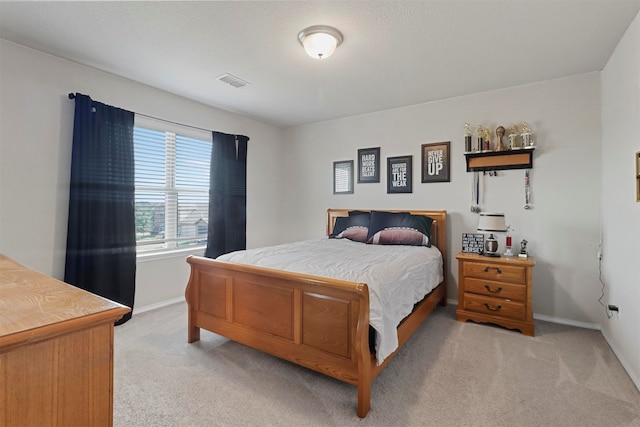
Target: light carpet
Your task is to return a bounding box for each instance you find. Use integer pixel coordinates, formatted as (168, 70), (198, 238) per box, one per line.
(113, 302), (640, 426)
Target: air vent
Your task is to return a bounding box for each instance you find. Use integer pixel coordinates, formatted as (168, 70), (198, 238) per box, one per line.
(217, 73), (250, 88)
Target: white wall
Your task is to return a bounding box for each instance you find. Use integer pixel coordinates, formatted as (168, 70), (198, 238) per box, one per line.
(601, 12), (640, 389)
(282, 74), (603, 326)
(0, 40), (284, 309)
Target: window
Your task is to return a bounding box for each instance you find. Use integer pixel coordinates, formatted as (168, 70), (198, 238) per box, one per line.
(134, 116), (212, 253)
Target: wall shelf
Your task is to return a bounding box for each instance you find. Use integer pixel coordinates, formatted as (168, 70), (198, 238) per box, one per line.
(465, 148), (534, 172)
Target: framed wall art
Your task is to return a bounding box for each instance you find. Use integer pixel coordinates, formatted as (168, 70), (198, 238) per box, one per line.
(333, 160), (354, 194)
(421, 141), (451, 183)
(387, 155), (412, 193)
(357, 147), (380, 183)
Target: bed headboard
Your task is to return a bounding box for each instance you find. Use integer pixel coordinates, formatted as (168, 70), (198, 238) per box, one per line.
(326, 209), (448, 268)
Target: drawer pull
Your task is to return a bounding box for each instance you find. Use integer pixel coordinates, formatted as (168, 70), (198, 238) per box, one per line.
(484, 285), (503, 293)
(483, 266), (502, 274)
(483, 303), (502, 312)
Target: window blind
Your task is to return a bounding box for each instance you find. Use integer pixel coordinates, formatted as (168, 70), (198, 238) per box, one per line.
(134, 117), (212, 253)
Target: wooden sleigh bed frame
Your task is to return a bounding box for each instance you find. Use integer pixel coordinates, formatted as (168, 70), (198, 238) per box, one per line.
(185, 209), (447, 418)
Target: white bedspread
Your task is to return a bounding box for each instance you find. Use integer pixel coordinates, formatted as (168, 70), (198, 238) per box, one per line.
(217, 238), (443, 364)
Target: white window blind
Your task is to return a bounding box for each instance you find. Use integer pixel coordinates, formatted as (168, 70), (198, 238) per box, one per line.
(134, 117), (212, 253)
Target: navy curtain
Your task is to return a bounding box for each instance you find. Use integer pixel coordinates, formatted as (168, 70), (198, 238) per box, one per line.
(64, 93), (136, 324)
(205, 131), (249, 258)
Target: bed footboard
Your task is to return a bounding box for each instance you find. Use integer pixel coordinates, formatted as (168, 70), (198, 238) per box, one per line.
(185, 255), (373, 415)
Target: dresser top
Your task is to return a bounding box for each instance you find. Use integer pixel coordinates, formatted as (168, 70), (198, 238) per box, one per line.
(0, 254), (130, 347)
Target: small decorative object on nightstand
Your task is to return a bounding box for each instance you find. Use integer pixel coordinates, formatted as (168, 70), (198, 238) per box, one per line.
(519, 239), (528, 258)
(503, 226), (514, 256)
(456, 252), (535, 336)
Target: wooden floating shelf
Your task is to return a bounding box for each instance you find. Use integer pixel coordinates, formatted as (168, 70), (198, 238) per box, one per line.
(465, 148), (534, 172)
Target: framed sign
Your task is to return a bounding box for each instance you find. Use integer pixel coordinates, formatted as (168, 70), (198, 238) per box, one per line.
(387, 155), (412, 193)
(357, 147), (380, 183)
(333, 160), (354, 194)
(462, 233), (484, 254)
(421, 141), (451, 183)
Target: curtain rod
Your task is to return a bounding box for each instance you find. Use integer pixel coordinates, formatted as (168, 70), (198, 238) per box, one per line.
(68, 92), (213, 134)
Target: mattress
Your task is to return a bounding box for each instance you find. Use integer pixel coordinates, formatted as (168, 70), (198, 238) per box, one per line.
(217, 238), (444, 364)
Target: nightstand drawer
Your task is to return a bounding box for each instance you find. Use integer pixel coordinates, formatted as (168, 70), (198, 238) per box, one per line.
(464, 277), (526, 302)
(463, 262), (525, 284)
(462, 293), (526, 321)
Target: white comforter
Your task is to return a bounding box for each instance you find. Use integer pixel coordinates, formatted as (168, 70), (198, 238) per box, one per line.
(217, 238), (443, 364)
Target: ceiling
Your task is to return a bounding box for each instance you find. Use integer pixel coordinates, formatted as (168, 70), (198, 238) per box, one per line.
(1, 1), (638, 128)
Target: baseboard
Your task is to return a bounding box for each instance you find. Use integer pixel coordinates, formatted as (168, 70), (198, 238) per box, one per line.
(135, 296), (185, 315)
(600, 329), (640, 392)
(532, 313), (601, 330)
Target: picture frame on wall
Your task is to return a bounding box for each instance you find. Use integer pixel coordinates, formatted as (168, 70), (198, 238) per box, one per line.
(333, 160), (354, 194)
(357, 147), (380, 183)
(387, 155), (412, 193)
(421, 141), (451, 183)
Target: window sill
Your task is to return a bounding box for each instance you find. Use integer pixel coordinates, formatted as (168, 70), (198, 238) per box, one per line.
(136, 245), (206, 263)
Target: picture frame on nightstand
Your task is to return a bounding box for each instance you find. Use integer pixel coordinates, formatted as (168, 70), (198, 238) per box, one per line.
(462, 233), (484, 254)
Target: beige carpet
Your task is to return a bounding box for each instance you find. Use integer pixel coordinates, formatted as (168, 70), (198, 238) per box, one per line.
(114, 301), (640, 426)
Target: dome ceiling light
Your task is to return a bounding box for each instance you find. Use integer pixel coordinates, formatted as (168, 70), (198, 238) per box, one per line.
(297, 25), (343, 60)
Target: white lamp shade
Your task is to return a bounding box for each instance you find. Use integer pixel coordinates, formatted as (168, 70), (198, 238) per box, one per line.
(298, 26), (343, 60)
(477, 212), (507, 233)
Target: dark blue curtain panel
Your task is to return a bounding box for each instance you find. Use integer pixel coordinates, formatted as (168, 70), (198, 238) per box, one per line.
(64, 93), (136, 324)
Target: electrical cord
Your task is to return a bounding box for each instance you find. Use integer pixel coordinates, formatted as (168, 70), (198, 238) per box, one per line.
(596, 256), (612, 319)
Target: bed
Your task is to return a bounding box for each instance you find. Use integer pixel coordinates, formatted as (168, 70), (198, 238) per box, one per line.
(185, 209), (447, 417)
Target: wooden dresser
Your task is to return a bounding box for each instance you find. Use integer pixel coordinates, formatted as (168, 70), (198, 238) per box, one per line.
(456, 252), (535, 336)
(0, 254), (130, 427)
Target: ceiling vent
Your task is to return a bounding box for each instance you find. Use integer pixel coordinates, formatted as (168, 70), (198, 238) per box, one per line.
(217, 73), (250, 88)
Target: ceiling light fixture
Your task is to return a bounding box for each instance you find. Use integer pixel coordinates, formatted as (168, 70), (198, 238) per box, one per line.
(297, 25), (343, 60)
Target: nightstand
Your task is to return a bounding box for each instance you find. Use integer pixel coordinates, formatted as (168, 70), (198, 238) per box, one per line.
(456, 252), (535, 336)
